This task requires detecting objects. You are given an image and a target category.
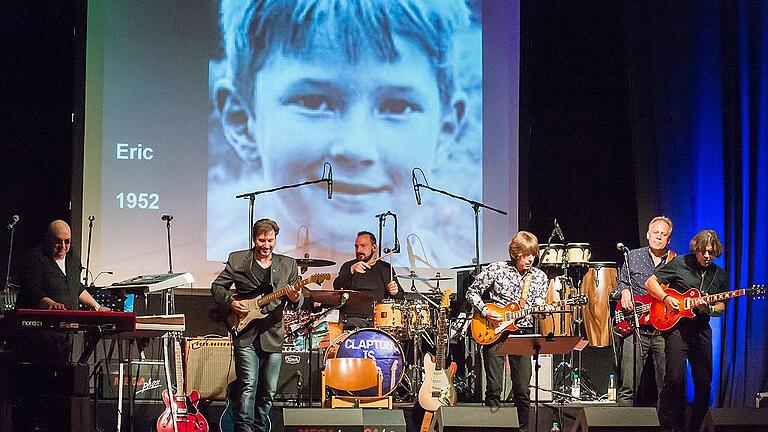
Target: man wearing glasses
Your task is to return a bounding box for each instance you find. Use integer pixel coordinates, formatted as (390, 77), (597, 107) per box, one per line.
(16, 219), (109, 363)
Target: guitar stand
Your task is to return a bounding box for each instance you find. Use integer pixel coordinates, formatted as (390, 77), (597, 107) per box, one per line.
(494, 334), (583, 432)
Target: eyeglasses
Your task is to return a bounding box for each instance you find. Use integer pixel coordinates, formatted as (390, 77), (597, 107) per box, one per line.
(52, 238), (71, 245)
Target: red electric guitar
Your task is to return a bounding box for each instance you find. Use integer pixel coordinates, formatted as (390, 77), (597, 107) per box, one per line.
(471, 295), (588, 345)
(650, 285), (765, 331)
(612, 293), (653, 338)
(157, 334), (209, 432)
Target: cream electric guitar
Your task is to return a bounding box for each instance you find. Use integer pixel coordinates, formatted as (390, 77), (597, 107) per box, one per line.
(418, 290), (457, 413)
(227, 273), (331, 337)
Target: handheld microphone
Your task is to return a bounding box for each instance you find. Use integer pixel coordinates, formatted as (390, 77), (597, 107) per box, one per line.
(339, 292), (349, 307)
(412, 169), (422, 205)
(7, 215), (19, 230)
(325, 162), (333, 199)
(161, 214), (173, 222)
(616, 243), (629, 253)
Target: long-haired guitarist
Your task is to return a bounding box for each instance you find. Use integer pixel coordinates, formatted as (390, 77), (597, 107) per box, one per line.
(644, 229), (728, 432)
(615, 216), (674, 407)
(465, 231), (550, 432)
(210, 219), (303, 432)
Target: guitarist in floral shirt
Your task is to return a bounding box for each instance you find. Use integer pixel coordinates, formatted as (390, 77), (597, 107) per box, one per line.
(466, 231), (549, 432)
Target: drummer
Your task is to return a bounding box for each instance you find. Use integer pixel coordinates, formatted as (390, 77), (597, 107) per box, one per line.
(333, 231), (404, 330)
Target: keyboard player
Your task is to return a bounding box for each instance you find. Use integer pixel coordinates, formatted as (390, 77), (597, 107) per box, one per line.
(14, 220), (110, 363)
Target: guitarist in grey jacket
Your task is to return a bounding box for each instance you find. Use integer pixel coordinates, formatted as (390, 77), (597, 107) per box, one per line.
(211, 218), (302, 432)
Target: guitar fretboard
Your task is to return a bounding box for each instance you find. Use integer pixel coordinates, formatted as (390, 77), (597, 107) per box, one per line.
(684, 288), (746, 308)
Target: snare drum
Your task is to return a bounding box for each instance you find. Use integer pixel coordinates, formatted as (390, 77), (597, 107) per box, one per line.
(538, 243), (565, 266)
(407, 300), (432, 331)
(566, 243), (591, 265)
(373, 299), (406, 338)
(324, 328), (405, 396)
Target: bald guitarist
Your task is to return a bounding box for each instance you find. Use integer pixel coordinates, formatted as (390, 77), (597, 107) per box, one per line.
(466, 231), (550, 432)
(616, 216), (675, 407)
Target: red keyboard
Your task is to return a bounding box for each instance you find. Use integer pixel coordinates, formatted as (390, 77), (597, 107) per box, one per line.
(4, 308), (136, 333)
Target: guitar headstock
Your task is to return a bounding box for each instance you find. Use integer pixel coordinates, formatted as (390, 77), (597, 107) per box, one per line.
(747, 284), (766, 297)
(305, 273), (332, 285)
(441, 289), (452, 309)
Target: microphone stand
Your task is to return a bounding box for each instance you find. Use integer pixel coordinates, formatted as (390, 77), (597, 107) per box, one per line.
(413, 182), (506, 276)
(236, 164), (332, 247)
(620, 247), (645, 405)
(84, 216), (95, 286)
(164, 217), (174, 314)
(375, 211), (400, 258)
(3, 221), (18, 312)
(290, 299), (347, 407)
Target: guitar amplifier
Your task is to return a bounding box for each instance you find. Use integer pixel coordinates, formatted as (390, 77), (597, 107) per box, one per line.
(184, 337), (237, 400)
(98, 363), (166, 400)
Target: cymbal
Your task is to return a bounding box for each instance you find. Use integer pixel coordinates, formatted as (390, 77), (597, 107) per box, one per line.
(295, 258), (336, 267)
(450, 263), (490, 270)
(305, 288), (373, 316)
(395, 273), (453, 281)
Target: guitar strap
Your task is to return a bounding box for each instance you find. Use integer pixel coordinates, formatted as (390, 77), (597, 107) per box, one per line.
(519, 271), (533, 309)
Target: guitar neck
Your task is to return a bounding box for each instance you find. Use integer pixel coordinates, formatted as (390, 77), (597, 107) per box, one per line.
(173, 336), (184, 396)
(697, 288), (747, 305)
(434, 308), (448, 370)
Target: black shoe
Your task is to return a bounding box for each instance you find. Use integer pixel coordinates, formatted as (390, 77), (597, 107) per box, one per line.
(484, 398), (501, 408)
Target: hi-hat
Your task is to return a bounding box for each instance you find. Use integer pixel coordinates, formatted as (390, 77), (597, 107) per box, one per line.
(396, 273), (452, 281)
(305, 289), (372, 316)
(295, 258), (336, 267)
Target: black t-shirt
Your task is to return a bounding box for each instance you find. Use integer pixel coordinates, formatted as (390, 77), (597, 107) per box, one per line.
(654, 254), (728, 323)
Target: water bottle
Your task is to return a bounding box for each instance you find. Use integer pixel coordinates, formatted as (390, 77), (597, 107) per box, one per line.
(571, 370), (581, 398)
(608, 372), (617, 401)
(550, 421), (561, 432)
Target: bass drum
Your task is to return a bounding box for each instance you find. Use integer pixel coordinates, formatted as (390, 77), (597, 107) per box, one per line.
(538, 276), (574, 337)
(324, 328), (405, 396)
(581, 261), (617, 347)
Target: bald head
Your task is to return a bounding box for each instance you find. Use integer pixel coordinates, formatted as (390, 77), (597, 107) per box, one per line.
(47, 220), (72, 260)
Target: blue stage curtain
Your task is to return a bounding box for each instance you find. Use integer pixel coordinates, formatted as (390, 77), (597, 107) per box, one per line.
(718, 0), (768, 408)
(628, 1), (768, 407)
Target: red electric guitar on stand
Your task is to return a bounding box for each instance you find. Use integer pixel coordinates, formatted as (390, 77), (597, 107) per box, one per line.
(157, 334), (209, 432)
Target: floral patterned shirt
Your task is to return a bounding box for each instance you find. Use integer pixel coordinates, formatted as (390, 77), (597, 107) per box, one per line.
(466, 261), (549, 328)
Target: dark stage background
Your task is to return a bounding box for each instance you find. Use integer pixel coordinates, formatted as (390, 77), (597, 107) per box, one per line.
(2, 0), (766, 409)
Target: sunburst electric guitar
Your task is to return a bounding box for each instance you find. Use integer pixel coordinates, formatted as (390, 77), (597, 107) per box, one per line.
(227, 273), (331, 337)
(650, 284), (765, 331)
(471, 295), (588, 345)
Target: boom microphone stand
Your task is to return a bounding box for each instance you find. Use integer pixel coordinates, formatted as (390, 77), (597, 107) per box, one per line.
(237, 162), (333, 246)
(3, 215), (20, 312)
(83, 216), (95, 286)
(412, 167), (507, 401)
(375, 211), (400, 257)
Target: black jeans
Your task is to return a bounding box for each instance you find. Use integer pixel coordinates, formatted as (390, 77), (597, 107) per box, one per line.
(618, 329), (665, 406)
(658, 321), (712, 432)
(483, 335), (532, 432)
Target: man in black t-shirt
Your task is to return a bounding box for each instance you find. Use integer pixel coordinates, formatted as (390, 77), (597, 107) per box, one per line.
(333, 231), (404, 330)
(645, 229), (728, 432)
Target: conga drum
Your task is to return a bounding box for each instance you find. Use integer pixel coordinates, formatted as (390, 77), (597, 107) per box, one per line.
(538, 276), (573, 337)
(581, 261), (617, 347)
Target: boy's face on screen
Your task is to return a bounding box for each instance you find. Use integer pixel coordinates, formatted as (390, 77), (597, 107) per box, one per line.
(249, 36), (449, 234)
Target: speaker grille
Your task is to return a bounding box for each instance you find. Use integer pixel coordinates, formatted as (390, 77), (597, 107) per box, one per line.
(184, 337), (236, 400)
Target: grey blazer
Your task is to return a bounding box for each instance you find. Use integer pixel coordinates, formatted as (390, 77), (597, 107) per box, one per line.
(210, 249), (300, 351)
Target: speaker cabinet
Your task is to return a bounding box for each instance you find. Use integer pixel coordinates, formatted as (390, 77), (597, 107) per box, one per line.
(184, 337), (236, 400)
(571, 407), (659, 431)
(701, 408), (768, 432)
(283, 408), (406, 432)
(275, 351), (322, 402)
(431, 406), (520, 432)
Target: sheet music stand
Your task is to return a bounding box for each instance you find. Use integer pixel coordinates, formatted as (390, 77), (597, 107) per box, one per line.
(495, 334), (584, 432)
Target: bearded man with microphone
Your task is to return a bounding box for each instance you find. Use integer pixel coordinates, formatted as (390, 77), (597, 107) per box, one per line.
(333, 231), (404, 330)
(616, 216), (675, 406)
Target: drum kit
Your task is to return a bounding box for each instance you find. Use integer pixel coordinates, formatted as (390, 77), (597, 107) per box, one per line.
(285, 256), (453, 401)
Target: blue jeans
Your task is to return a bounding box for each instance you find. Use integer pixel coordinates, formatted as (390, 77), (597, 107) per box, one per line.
(233, 340), (282, 432)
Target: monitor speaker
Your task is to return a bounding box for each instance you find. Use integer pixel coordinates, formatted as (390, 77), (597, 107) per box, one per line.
(701, 408), (768, 432)
(571, 407), (659, 431)
(283, 408), (406, 432)
(432, 406), (520, 432)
